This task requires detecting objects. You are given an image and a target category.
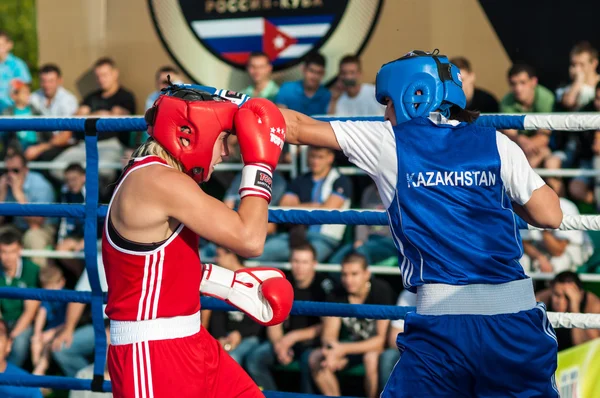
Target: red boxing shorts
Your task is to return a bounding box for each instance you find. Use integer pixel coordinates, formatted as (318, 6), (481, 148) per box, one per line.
(107, 312), (263, 398)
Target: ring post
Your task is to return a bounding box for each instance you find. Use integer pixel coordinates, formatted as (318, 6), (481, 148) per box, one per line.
(83, 119), (108, 392)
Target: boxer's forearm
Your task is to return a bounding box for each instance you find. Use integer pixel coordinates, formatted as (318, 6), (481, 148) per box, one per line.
(281, 109), (341, 150)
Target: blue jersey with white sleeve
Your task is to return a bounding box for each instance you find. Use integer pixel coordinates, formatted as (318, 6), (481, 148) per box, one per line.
(331, 114), (545, 292)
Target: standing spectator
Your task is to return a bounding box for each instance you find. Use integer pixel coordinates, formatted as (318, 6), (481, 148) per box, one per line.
(145, 65), (183, 110)
(500, 64), (559, 169)
(556, 42), (600, 111)
(0, 227), (40, 368)
(0, 30), (31, 113)
(242, 52), (279, 102)
(0, 320), (43, 398)
(51, 57), (136, 183)
(0, 152), (56, 266)
(30, 264), (67, 376)
(276, 53), (331, 115)
(536, 271), (600, 351)
(246, 243), (334, 393)
(201, 246), (263, 366)
(255, 146), (353, 262)
(27, 64), (79, 161)
(329, 183), (396, 265)
(449, 56), (499, 113)
(1, 79), (41, 153)
(308, 253), (394, 398)
(328, 55), (385, 117)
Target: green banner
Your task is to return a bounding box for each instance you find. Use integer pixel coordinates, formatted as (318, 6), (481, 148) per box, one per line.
(556, 338), (600, 397)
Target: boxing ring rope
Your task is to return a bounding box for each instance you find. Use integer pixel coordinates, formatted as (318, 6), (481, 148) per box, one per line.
(0, 114), (599, 396)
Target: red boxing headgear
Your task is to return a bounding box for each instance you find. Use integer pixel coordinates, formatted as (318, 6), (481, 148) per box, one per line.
(145, 88), (238, 183)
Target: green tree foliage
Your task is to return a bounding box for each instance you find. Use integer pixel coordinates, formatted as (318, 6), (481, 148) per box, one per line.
(0, 0), (38, 87)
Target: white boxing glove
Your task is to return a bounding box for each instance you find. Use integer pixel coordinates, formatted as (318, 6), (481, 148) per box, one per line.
(200, 264), (294, 326)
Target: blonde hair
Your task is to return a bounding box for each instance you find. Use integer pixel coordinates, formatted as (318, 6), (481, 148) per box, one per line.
(131, 138), (185, 172)
(39, 264), (64, 286)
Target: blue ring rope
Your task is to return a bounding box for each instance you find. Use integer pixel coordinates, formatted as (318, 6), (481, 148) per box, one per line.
(0, 289), (414, 320)
(0, 204), (529, 229)
(0, 114), (527, 131)
(0, 374), (360, 397)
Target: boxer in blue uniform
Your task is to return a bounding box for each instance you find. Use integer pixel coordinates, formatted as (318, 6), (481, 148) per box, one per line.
(187, 49), (563, 396)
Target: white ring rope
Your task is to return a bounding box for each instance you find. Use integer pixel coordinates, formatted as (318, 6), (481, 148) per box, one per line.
(548, 312), (600, 329)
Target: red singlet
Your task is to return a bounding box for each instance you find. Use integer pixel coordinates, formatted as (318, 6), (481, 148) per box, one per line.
(102, 156), (263, 398)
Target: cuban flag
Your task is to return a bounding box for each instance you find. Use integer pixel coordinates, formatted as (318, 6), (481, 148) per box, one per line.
(191, 15), (334, 66)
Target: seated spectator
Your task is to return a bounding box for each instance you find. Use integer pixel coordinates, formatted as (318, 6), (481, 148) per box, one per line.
(254, 146), (352, 262)
(378, 290), (416, 394)
(27, 63), (79, 161)
(201, 246), (263, 366)
(329, 183), (395, 265)
(31, 264), (67, 376)
(69, 320), (113, 398)
(536, 271), (600, 351)
(52, 262), (108, 377)
(559, 81), (600, 209)
(0, 151), (56, 267)
(276, 53), (331, 115)
(246, 243), (334, 393)
(0, 227), (40, 368)
(51, 57), (136, 183)
(556, 42), (600, 111)
(500, 64), (558, 169)
(520, 181), (593, 274)
(1, 79), (41, 154)
(328, 55), (385, 117)
(242, 51), (279, 102)
(449, 56), (499, 113)
(308, 253), (394, 398)
(145, 65), (183, 111)
(55, 163), (86, 279)
(0, 320), (43, 397)
(0, 30), (32, 113)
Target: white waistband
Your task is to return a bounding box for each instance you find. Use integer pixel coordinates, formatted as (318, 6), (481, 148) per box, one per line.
(110, 311), (201, 345)
(416, 278), (536, 316)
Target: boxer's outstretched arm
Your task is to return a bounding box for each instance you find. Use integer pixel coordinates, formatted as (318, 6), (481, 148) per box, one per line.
(281, 108), (341, 150)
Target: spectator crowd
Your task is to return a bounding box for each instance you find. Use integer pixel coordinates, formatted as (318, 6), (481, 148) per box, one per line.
(0, 27), (599, 396)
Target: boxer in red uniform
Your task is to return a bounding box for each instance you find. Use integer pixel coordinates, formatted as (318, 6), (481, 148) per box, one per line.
(102, 86), (293, 397)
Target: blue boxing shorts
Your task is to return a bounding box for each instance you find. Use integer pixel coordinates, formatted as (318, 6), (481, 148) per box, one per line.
(381, 282), (559, 397)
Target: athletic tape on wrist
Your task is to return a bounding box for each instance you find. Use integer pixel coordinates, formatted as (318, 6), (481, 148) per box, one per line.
(239, 164), (273, 202)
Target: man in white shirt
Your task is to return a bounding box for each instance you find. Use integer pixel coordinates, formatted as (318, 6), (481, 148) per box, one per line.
(521, 194), (593, 273)
(27, 64), (79, 161)
(556, 41), (600, 111)
(328, 55), (385, 117)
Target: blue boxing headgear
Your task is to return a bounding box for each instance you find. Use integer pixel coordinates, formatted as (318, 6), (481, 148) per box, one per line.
(375, 49), (466, 125)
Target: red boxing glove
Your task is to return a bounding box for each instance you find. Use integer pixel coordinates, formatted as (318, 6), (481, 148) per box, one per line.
(200, 264), (294, 326)
(235, 98), (286, 203)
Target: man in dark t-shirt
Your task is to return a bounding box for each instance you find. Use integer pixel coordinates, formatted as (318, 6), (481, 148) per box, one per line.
(450, 56), (499, 113)
(246, 243), (335, 393)
(51, 57), (137, 183)
(309, 252), (395, 398)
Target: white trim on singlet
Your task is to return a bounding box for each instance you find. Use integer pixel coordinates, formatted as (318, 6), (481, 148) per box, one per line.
(104, 159), (185, 256)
